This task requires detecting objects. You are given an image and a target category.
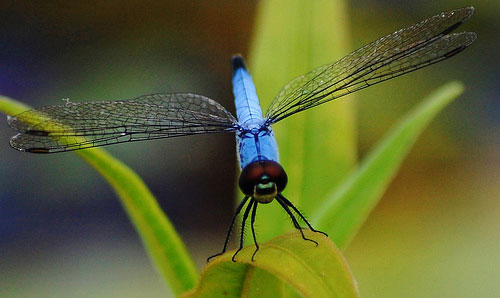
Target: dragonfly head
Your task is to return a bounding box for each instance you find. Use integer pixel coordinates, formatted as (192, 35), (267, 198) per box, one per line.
(239, 160), (287, 204)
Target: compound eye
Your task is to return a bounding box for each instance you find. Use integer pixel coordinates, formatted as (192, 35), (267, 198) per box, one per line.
(238, 161), (288, 196)
(239, 162), (265, 196)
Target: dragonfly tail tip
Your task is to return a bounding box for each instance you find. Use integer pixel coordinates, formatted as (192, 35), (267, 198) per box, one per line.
(232, 54), (247, 72)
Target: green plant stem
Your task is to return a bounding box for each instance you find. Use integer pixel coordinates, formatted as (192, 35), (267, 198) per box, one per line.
(249, 0), (356, 244)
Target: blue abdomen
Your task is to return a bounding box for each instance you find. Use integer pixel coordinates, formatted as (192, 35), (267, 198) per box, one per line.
(232, 55), (279, 169)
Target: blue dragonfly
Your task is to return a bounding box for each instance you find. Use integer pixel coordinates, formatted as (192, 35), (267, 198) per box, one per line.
(7, 7), (476, 261)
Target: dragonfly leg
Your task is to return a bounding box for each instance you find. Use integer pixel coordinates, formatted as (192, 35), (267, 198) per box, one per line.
(250, 201), (259, 261)
(278, 194), (328, 237)
(232, 198), (254, 262)
(276, 195), (318, 246)
(207, 196), (249, 262)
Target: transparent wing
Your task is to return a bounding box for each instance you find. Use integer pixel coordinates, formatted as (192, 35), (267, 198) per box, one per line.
(8, 93), (239, 153)
(265, 7), (476, 123)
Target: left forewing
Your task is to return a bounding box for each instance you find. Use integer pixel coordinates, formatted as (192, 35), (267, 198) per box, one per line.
(8, 93), (238, 153)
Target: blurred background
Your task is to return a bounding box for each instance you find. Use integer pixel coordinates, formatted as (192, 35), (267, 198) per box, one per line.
(0, 0), (498, 297)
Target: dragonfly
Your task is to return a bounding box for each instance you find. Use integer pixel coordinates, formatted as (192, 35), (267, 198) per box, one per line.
(7, 7), (476, 261)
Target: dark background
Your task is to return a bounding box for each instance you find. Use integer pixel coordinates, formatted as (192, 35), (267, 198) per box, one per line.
(1, 1), (498, 297)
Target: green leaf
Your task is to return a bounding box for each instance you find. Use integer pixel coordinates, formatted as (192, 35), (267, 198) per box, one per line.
(182, 230), (360, 298)
(0, 95), (198, 295)
(249, 0), (356, 243)
(312, 81), (465, 249)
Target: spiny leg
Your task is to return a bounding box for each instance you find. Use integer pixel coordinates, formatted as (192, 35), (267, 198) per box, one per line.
(250, 201), (259, 261)
(276, 196), (318, 246)
(207, 196), (249, 262)
(232, 198), (254, 262)
(278, 194), (328, 237)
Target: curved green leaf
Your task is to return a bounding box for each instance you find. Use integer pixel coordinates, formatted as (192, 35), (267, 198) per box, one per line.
(182, 230), (359, 298)
(312, 81), (465, 249)
(0, 95), (198, 295)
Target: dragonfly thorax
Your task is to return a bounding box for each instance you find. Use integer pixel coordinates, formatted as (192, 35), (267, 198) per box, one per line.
(238, 118), (267, 133)
(238, 160), (287, 203)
